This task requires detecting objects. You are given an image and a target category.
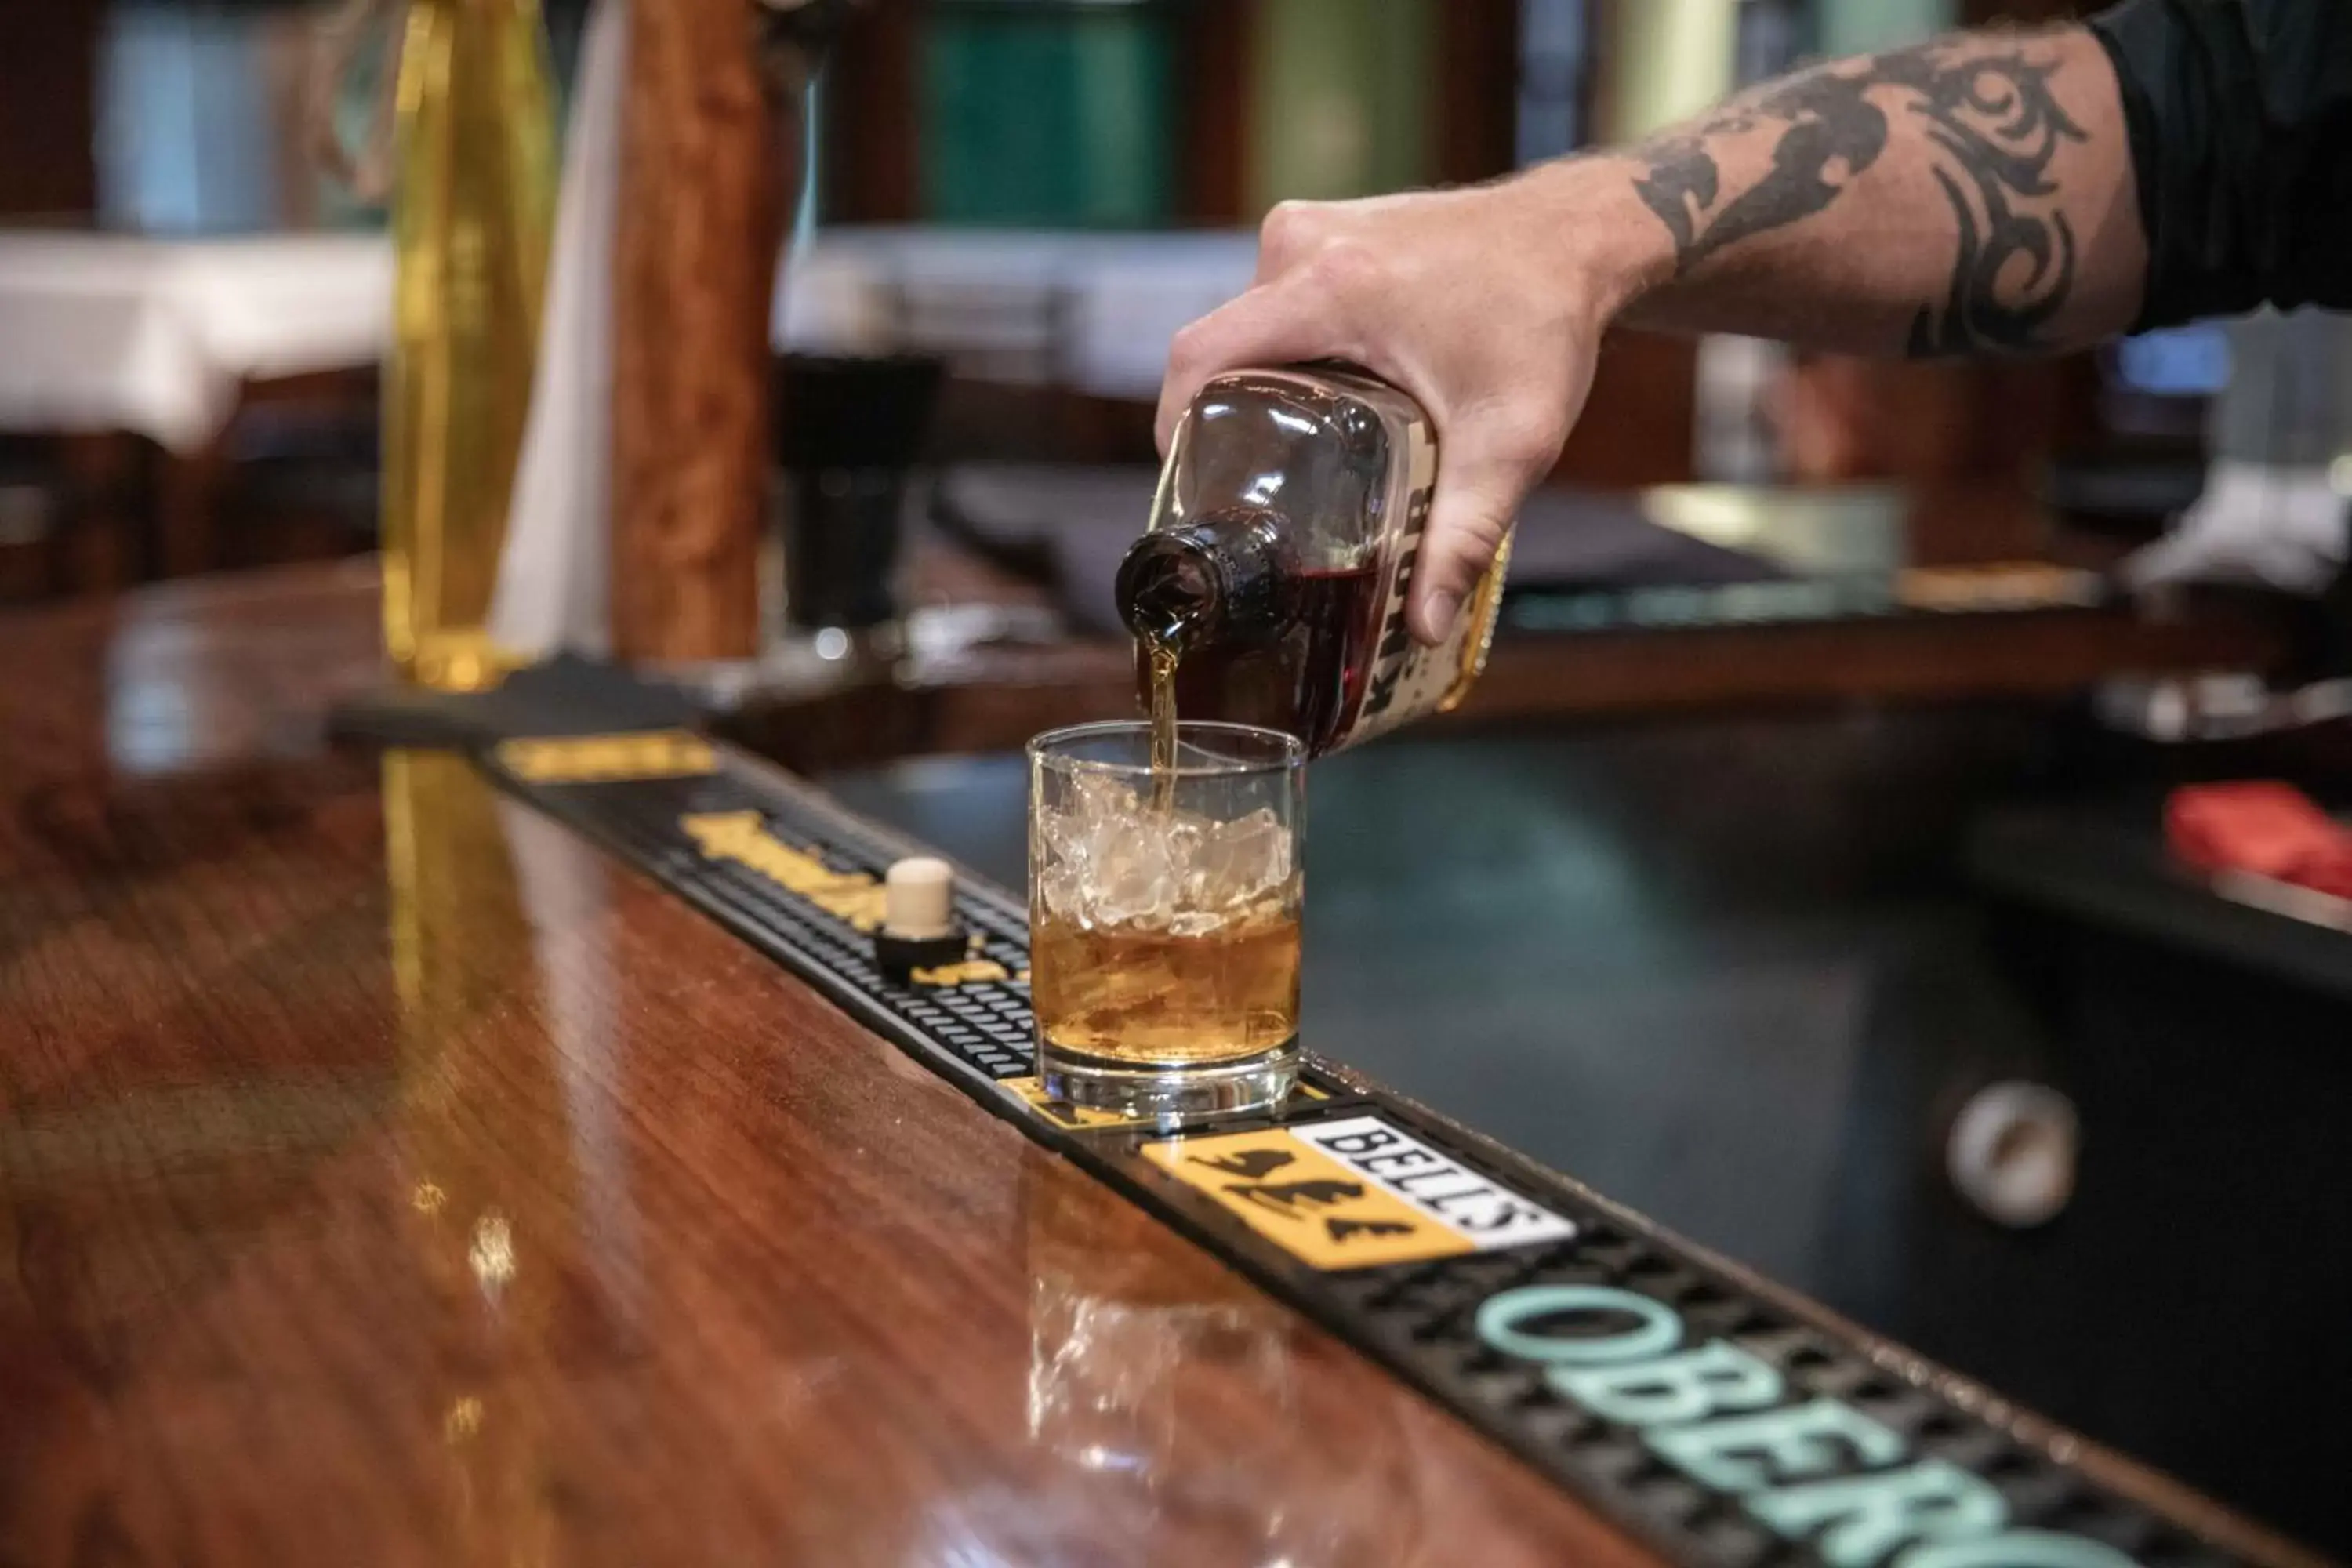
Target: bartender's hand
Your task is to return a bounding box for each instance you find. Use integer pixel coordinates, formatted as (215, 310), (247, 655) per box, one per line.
(1158, 164), (1668, 645)
(1160, 24), (2147, 645)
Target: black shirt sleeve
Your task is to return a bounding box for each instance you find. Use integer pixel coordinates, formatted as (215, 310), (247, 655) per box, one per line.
(2090, 0), (2352, 329)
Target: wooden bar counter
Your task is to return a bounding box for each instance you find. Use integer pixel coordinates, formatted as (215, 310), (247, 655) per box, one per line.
(0, 562), (1650, 1563)
(0, 563), (2318, 1567)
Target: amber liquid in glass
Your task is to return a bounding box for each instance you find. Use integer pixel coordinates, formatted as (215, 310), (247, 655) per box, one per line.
(1056, 536), (1325, 1076)
(383, 0), (557, 692)
(1063, 622), (1308, 1069)
(1029, 902), (1301, 1065)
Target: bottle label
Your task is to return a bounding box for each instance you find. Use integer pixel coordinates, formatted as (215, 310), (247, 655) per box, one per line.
(1338, 410), (1501, 750)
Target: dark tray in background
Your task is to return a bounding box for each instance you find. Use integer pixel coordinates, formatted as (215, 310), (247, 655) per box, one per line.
(1969, 801), (2352, 1005)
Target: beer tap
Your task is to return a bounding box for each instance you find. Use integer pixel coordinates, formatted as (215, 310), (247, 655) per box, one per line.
(605, 0), (863, 667)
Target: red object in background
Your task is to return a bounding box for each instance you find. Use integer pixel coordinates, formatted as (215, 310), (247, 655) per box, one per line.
(2165, 782), (2352, 898)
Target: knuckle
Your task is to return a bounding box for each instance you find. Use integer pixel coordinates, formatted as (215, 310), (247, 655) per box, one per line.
(1470, 505), (1515, 546)
(1166, 318), (1215, 373)
(1486, 402), (1570, 467)
(1421, 500), (1515, 566)
(1446, 509), (1512, 559)
(1258, 199), (1324, 258)
(1300, 237), (1381, 300)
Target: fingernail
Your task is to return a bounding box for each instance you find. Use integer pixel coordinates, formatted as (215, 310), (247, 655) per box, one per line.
(1425, 590), (1461, 641)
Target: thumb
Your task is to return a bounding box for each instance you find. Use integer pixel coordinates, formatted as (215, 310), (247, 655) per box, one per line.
(1410, 459), (1523, 646)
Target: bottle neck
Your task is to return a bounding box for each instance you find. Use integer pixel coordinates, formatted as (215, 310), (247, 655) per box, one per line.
(1116, 509), (1296, 650)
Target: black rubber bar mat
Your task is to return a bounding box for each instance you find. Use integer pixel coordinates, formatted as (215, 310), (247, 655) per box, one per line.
(475, 724), (2295, 1568)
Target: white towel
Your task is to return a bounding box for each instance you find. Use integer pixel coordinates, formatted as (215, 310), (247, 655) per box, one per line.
(2125, 459), (2350, 596)
(488, 0), (627, 659)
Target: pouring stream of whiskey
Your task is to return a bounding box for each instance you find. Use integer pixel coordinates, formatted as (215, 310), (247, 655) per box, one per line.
(1146, 635), (1180, 815)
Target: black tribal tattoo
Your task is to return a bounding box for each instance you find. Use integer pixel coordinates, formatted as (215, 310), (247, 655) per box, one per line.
(1628, 41), (2088, 355)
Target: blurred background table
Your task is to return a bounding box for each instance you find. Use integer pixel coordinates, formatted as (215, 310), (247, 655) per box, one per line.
(0, 229), (389, 590)
(0, 230), (389, 452)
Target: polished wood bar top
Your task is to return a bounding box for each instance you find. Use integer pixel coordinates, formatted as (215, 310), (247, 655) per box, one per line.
(0, 564), (1654, 1563)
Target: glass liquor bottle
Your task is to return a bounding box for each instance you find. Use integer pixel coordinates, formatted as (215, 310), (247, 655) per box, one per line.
(1116, 365), (1511, 757)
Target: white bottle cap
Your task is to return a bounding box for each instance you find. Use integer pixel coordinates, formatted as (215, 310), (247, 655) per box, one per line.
(884, 857), (956, 941)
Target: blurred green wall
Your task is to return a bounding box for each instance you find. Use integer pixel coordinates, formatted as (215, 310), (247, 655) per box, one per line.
(1245, 0), (1434, 216)
(1817, 0), (1956, 57)
(922, 0), (1174, 228)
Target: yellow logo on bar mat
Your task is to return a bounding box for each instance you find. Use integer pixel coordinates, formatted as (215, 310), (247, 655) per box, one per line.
(912, 960), (1010, 987)
(1007, 1076), (1326, 1132)
(498, 731), (716, 784)
(1143, 1115), (1575, 1269)
(681, 811), (888, 931)
(1005, 1078), (1154, 1130)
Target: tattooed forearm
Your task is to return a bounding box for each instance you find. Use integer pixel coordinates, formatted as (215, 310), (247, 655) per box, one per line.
(1627, 40), (2089, 355)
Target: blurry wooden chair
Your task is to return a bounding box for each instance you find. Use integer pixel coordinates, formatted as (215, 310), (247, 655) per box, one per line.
(0, 431), (154, 604)
(214, 368), (383, 572)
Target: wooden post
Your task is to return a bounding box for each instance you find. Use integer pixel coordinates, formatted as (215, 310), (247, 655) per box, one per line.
(611, 0), (791, 662)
